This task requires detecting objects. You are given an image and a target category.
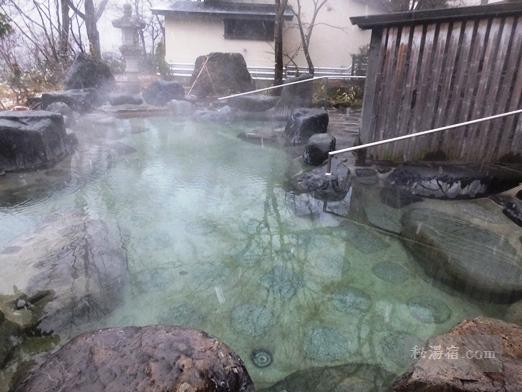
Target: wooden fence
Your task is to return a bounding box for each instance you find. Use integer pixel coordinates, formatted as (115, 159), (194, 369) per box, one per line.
(351, 2), (522, 163)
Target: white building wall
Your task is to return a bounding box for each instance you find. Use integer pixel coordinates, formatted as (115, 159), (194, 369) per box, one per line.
(164, 0), (381, 68)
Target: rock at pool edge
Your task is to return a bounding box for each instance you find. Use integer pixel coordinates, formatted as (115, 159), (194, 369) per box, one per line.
(13, 326), (255, 392)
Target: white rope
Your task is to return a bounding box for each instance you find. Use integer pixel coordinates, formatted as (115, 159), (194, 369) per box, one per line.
(325, 108), (522, 175)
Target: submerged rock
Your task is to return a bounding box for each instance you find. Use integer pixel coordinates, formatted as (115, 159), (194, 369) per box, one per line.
(330, 287), (372, 316)
(0, 213), (128, 334)
(391, 317), (522, 392)
(285, 108), (329, 145)
(260, 363), (395, 392)
(379, 331), (424, 369)
(190, 52), (253, 98)
(13, 326), (254, 392)
(304, 133), (336, 166)
(260, 266), (303, 300)
(142, 80), (185, 106)
(304, 327), (355, 362)
(372, 262), (411, 284)
(231, 304), (273, 337)
(64, 53), (114, 90)
(407, 296), (452, 324)
(401, 207), (522, 302)
(0, 111), (77, 173)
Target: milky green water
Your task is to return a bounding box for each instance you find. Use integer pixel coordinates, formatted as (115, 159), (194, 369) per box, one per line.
(0, 117), (499, 390)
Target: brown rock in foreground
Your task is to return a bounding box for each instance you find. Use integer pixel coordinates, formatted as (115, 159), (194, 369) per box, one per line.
(391, 317), (522, 392)
(13, 326), (255, 392)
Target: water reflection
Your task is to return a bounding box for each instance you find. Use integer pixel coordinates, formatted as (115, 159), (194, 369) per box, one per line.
(0, 116), (519, 391)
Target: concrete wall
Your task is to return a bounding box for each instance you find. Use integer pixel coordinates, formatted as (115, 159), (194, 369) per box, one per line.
(164, 0), (381, 68)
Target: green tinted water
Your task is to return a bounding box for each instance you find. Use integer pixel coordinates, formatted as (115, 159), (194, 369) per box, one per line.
(0, 117), (500, 389)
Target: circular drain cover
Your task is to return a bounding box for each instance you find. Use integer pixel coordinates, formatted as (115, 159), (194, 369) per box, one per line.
(251, 349), (273, 368)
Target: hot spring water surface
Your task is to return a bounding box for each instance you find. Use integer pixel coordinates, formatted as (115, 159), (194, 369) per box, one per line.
(0, 116), (506, 390)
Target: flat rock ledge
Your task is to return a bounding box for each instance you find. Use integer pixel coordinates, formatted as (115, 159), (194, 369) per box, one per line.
(391, 317), (522, 392)
(13, 326), (255, 392)
(0, 111), (77, 173)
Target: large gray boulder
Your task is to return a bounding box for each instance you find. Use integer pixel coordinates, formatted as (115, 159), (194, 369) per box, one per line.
(41, 89), (100, 113)
(0, 111), (77, 173)
(285, 108), (329, 145)
(64, 53), (114, 90)
(190, 52), (254, 98)
(261, 363), (395, 392)
(142, 80), (185, 106)
(391, 317), (522, 392)
(0, 213), (128, 334)
(304, 133), (336, 166)
(401, 206), (522, 302)
(13, 326), (255, 392)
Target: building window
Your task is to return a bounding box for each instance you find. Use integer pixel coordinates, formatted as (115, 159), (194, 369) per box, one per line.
(224, 19), (274, 41)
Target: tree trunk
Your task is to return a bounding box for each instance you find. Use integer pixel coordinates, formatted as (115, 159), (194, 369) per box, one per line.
(84, 0), (101, 58)
(60, 0), (70, 61)
(274, 0), (286, 93)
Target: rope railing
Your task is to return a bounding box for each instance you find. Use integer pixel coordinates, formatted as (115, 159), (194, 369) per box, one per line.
(325, 108), (522, 176)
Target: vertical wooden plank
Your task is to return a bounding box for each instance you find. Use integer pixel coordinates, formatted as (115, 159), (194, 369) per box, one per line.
(384, 25), (412, 160)
(456, 18), (490, 159)
(475, 17), (515, 162)
(496, 58), (522, 158)
(410, 23), (438, 160)
(444, 19), (476, 160)
(421, 22), (451, 158)
(360, 29), (385, 146)
(373, 26), (400, 159)
(466, 17), (502, 162)
(398, 24), (425, 161)
(490, 16), (522, 161)
(434, 21), (464, 156)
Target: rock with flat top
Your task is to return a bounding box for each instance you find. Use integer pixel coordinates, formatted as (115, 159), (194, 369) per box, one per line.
(0, 111), (77, 173)
(13, 326), (254, 392)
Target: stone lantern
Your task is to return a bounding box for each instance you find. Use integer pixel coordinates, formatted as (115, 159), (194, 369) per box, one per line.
(112, 4), (146, 75)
